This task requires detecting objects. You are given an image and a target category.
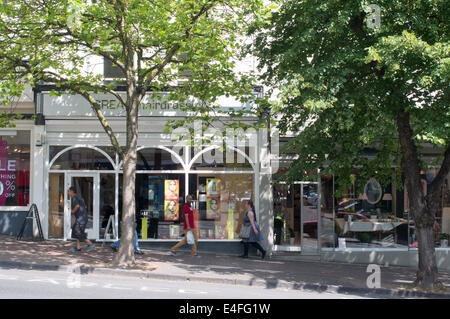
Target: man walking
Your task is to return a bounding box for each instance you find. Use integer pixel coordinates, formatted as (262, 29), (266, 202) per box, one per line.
(170, 195), (198, 256)
(68, 186), (94, 252)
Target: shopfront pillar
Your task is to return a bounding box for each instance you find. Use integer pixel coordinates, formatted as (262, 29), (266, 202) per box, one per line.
(258, 129), (274, 253)
(32, 126), (46, 238)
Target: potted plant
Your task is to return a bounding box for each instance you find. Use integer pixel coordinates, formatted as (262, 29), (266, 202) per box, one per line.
(440, 233), (449, 248)
(288, 228), (295, 245)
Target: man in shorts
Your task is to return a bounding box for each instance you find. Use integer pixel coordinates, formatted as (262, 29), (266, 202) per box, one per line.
(68, 187), (94, 252)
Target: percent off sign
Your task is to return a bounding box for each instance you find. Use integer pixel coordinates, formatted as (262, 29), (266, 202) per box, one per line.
(0, 180), (15, 196)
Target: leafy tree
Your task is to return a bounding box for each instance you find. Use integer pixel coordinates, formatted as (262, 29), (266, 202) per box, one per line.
(253, 0), (449, 289)
(0, 0), (264, 267)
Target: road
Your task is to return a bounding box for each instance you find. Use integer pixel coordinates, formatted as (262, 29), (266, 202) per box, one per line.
(0, 267), (374, 299)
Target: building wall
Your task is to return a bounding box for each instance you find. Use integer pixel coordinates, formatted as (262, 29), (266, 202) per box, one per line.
(0, 211), (31, 237)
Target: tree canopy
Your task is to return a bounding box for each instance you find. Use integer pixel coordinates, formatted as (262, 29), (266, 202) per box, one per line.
(253, 0), (448, 189)
(252, 0), (449, 289)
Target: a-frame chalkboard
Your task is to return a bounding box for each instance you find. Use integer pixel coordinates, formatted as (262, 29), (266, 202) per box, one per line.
(17, 204), (45, 241)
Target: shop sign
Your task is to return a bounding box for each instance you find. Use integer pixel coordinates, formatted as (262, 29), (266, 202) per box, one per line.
(42, 92), (253, 117)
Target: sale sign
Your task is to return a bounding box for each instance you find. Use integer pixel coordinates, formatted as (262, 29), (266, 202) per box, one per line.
(0, 139), (17, 206)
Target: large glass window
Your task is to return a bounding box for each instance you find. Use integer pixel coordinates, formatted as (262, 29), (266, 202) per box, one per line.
(99, 173), (116, 239)
(441, 172), (450, 248)
(137, 148), (183, 170)
(190, 147), (253, 171)
(320, 175), (335, 248)
(119, 173), (186, 240)
(334, 174), (407, 248)
(50, 147), (114, 170)
(273, 182), (289, 245)
(0, 130), (30, 206)
(406, 170), (450, 249)
(189, 173), (254, 240)
(48, 173), (64, 238)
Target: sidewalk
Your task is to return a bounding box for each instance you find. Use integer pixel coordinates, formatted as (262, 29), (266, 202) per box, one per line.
(1, 235), (449, 298)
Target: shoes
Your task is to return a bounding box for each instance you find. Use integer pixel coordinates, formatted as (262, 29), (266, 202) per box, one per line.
(169, 250), (176, 256)
(239, 255), (248, 258)
(135, 250), (144, 255)
(191, 254), (199, 257)
(111, 246), (117, 252)
(71, 248), (81, 252)
(261, 251), (266, 259)
(87, 244), (94, 252)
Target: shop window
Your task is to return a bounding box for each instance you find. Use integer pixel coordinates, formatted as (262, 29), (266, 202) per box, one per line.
(136, 148), (183, 171)
(0, 130), (30, 206)
(119, 173), (186, 240)
(334, 175), (407, 249)
(99, 174), (116, 239)
(273, 183), (289, 245)
(48, 173), (64, 238)
(412, 169), (450, 249)
(320, 175), (335, 248)
(190, 147), (253, 170)
(189, 173), (254, 240)
(104, 56), (126, 79)
(50, 147), (114, 170)
(441, 172), (450, 248)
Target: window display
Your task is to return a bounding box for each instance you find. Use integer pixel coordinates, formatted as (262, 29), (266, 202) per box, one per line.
(334, 175), (409, 248)
(191, 173), (253, 240)
(0, 130), (30, 207)
(122, 173), (185, 240)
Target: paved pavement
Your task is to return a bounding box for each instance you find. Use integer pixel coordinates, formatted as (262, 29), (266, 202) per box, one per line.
(1, 235), (450, 298)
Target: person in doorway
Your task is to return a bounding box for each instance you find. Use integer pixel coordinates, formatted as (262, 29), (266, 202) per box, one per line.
(240, 200), (266, 259)
(274, 212), (284, 245)
(170, 195), (199, 256)
(68, 187), (94, 252)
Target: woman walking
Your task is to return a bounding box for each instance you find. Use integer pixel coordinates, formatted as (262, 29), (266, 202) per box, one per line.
(240, 200), (266, 259)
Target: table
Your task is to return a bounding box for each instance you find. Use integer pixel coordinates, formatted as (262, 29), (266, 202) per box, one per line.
(343, 220), (404, 234)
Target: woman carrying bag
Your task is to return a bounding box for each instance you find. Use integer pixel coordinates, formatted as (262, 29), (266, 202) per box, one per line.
(239, 200), (266, 259)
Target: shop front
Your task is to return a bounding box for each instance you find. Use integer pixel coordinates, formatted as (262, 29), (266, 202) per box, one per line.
(35, 89), (269, 254)
(271, 165), (450, 270)
(45, 144), (258, 247)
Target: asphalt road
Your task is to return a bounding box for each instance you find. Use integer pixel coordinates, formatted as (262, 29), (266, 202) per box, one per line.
(0, 267), (374, 299)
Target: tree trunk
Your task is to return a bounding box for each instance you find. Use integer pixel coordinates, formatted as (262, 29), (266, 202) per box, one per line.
(112, 98), (139, 268)
(415, 223), (440, 289)
(396, 112), (441, 290)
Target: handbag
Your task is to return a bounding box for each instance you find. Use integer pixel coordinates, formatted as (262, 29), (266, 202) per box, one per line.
(187, 230), (195, 245)
(239, 224), (251, 239)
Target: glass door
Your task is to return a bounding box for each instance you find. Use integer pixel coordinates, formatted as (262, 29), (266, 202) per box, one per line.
(301, 183), (319, 254)
(65, 173), (99, 240)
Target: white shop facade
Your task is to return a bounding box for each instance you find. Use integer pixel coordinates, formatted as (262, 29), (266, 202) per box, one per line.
(31, 86), (275, 254)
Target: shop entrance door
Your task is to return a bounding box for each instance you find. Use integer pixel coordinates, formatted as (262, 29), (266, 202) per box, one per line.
(272, 181), (320, 254)
(300, 183), (319, 255)
(64, 173), (99, 240)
